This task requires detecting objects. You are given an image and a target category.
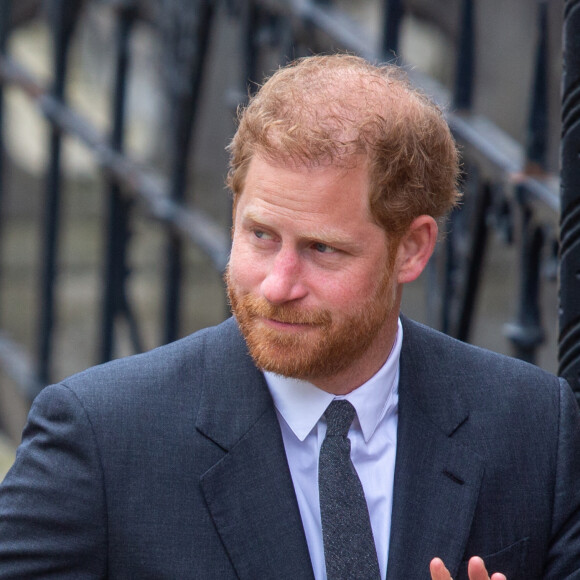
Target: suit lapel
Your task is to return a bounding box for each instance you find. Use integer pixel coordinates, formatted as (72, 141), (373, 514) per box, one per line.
(195, 317), (484, 579)
(196, 319), (314, 580)
(387, 317), (485, 579)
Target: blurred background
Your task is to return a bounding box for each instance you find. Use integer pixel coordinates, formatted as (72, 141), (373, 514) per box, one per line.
(0, 0), (575, 477)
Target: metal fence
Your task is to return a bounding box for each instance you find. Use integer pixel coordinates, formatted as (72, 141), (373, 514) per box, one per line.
(0, 0), (578, 441)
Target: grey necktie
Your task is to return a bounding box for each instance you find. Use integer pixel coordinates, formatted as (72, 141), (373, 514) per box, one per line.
(319, 400), (381, 579)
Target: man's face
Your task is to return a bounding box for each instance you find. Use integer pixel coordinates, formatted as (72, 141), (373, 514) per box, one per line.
(226, 155), (402, 393)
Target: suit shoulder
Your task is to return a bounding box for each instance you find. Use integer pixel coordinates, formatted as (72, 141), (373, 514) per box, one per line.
(48, 317), (244, 405)
(400, 316), (562, 399)
(398, 317), (577, 455)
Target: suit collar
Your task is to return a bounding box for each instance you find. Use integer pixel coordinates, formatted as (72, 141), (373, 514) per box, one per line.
(196, 318), (272, 451)
(398, 315), (470, 435)
(387, 316), (484, 579)
(196, 318), (315, 580)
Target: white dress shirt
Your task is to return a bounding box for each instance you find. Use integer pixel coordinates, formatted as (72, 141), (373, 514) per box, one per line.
(264, 318), (402, 580)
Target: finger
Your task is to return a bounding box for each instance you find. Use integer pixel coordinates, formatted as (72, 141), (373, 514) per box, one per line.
(490, 574), (507, 580)
(430, 557), (453, 580)
(467, 556), (491, 580)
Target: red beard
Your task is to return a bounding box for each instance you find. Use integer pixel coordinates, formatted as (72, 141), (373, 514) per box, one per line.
(225, 267), (395, 382)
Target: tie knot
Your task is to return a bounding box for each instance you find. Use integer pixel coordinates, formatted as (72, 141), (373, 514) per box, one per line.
(324, 400), (356, 437)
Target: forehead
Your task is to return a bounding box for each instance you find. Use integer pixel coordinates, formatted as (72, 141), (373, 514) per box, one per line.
(242, 154), (369, 204)
(235, 155), (386, 243)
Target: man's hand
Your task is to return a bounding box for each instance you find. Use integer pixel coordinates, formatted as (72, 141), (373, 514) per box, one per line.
(430, 556), (507, 580)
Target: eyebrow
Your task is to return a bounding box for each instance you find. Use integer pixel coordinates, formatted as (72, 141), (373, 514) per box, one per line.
(241, 209), (359, 250)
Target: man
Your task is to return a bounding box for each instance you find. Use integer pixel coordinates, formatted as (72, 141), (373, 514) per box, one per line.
(1, 54), (579, 579)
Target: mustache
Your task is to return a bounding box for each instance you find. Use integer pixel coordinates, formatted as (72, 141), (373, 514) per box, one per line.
(236, 294), (332, 326)
(224, 265), (332, 326)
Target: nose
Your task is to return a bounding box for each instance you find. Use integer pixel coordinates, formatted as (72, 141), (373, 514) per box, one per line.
(261, 247), (308, 304)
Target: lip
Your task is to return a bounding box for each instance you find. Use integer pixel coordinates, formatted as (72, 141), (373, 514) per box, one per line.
(260, 317), (317, 332)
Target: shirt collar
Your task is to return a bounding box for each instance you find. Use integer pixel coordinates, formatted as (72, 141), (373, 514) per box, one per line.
(265, 318), (402, 443)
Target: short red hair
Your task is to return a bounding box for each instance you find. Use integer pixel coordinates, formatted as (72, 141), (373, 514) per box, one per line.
(227, 54), (461, 240)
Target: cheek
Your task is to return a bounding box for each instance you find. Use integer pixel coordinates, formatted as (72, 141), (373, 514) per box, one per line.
(228, 242), (264, 291)
(310, 274), (362, 310)
(320, 268), (386, 310)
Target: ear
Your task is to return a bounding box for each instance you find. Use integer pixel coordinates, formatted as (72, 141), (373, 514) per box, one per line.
(396, 215), (438, 284)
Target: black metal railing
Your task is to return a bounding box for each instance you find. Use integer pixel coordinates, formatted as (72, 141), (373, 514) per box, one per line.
(0, 0), (231, 416)
(0, 0), (577, 441)
(234, 0), (569, 369)
(559, 0), (580, 396)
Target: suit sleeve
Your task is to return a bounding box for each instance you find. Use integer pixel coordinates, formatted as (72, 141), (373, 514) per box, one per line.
(0, 383), (107, 579)
(544, 378), (580, 579)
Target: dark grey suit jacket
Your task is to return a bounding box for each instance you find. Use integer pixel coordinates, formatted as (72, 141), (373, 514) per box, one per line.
(1, 316), (580, 579)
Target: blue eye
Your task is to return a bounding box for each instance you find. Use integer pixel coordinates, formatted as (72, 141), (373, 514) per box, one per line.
(314, 243), (336, 254)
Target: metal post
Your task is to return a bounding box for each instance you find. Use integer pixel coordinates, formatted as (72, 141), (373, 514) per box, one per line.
(504, 203), (545, 364)
(428, 0), (476, 336)
(382, 0), (402, 61)
(163, 0), (215, 345)
(559, 0), (580, 396)
(504, 1), (550, 364)
(241, 0), (262, 92)
(445, 0), (484, 342)
(454, 0), (474, 110)
(0, 2), (10, 327)
(0, 1), (11, 434)
(527, 0), (548, 170)
(37, 0), (81, 385)
(456, 181), (492, 343)
(100, 3), (140, 362)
